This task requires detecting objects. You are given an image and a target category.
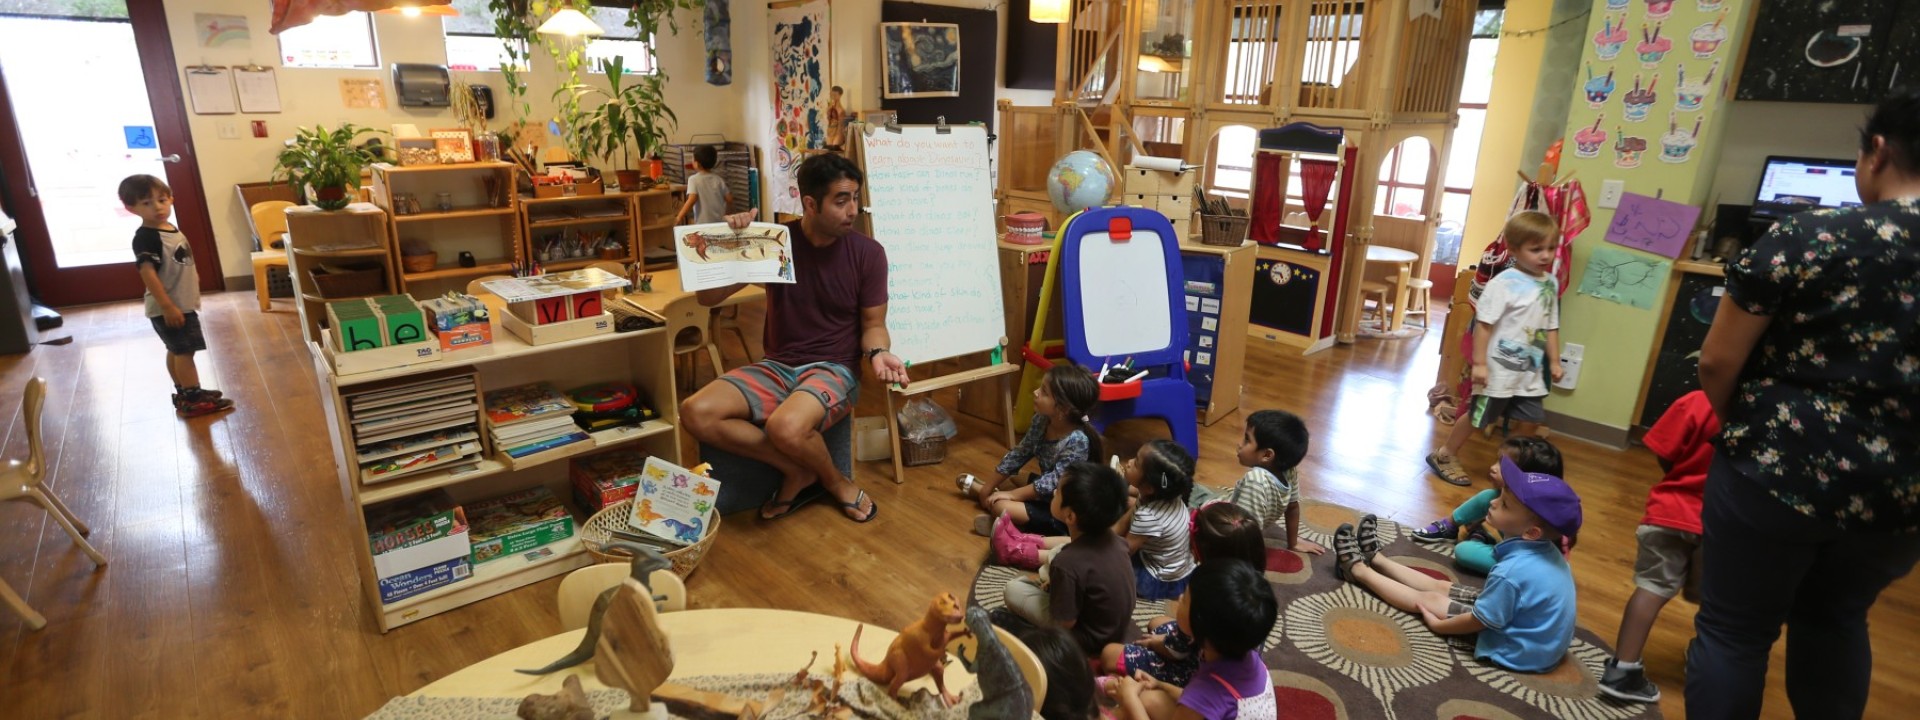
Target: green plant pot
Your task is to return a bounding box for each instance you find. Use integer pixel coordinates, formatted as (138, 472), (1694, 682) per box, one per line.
(313, 186), (352, 210)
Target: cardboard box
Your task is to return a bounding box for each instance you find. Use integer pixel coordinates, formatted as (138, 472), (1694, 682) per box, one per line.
(377, 556), (472, 604)
(570, 450), (647, 512)
(435, 320), (494, 353)
(502, 310), (613, 345)
(466, 487), (575, 564)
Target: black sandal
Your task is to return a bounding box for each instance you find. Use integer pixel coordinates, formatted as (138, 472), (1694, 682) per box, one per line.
(838, 489), (879, 523)
(1357, 514), (1382, 562)
(760, 484), (825, 521)
(1333, 523), (1363, 581)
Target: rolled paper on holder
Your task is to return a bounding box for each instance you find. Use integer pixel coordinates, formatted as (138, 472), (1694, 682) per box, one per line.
(1131, 155), (1190, 173)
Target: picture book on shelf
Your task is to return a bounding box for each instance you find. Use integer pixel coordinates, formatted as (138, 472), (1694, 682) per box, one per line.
(484, 382), (573, 426)
(674, 222), (795, 291)
(626, 456), (720, 545)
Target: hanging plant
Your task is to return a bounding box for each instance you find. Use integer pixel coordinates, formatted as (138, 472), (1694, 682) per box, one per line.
(487, 0), (538, 120)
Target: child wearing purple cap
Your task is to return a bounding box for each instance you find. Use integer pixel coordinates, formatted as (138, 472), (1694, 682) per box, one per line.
(1332, 457), (1582, 673)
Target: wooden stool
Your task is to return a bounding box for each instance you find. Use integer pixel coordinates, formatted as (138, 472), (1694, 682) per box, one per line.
(1403, 278), (1433, 327)
(1360, 281), (1393, 325)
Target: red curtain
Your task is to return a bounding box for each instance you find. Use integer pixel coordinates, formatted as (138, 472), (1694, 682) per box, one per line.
(1298, 159), (1337, 252)
(1249, 152), (1286, 244)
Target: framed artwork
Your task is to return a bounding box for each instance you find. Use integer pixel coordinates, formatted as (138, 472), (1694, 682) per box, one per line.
(395, 137), (440, 166)
(881, 22), (961, 99)
(431, 128), (474, 163)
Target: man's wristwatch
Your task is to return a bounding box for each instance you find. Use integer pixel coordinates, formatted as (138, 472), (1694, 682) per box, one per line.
(865, 347), (889, 362)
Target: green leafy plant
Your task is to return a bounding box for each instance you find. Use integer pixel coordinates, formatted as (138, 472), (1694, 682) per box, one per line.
(273, 124), (385, 210)
(555, 55), (678, 171)
(485, 0), (538, 119)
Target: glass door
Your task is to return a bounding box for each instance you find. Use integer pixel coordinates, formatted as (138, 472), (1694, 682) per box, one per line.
(0, 1), (219, 306)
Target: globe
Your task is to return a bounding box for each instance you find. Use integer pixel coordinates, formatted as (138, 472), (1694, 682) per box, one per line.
(1047, 150), (1118, 214)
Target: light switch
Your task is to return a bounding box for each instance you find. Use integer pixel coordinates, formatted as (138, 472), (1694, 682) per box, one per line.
(217, 121), (238, 139)
(1598, 180), (1626, 209)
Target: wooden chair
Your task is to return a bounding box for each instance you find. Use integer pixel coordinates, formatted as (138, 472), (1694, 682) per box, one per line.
(1359, 281), (1393, 325)
(946, 626), (1047, 713)
(661, 295), (726, 390)
(709, 305), (756, 363)
(249, 200), (296, 312)
(556, 562), (686, 631)
(1403, 278), (1433, 328)
(1, 377), (107, 630)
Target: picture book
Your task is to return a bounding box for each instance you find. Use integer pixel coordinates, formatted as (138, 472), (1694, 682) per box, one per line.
(626, 456), (721, 545)
(483, 382), (573, 426)
(674, 222), (795, 292)
(359, 441), (481, 484)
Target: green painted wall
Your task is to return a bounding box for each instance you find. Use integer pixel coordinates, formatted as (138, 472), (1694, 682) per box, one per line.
(1543, 0), (1750, 431)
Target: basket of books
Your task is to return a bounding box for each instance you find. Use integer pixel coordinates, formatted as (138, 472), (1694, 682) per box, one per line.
(1197, 213), (1250, 247)
(581, 500), (720, 578)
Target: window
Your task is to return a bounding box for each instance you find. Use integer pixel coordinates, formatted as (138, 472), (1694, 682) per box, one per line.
(1371, 10), (1503, 264)
(279, 12), (378, 69)
(442, 0), (526, 72)
(585, 7), (654, 75)
(1207, 125), (1257, 194)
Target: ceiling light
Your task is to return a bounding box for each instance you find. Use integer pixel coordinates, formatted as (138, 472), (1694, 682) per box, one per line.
(376, 3), (459, 17)
(536, 8), (606, 36)
(1030, 0), (1068, 24)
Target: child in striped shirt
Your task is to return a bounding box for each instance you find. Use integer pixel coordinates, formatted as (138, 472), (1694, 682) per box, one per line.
(1230, 410), (1323, 555)
(1119, 439), (1197, 601)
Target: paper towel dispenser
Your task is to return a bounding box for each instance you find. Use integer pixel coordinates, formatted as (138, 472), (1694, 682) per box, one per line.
(392, 63), (451, 108)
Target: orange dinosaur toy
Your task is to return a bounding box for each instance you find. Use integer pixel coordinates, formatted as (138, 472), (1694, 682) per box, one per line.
(850, 592), (967, 706)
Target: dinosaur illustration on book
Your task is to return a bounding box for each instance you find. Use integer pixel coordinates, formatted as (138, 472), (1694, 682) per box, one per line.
(633, 498), (666, 525)
(661, 516), (703, 543)
(850, 591), (966, 706)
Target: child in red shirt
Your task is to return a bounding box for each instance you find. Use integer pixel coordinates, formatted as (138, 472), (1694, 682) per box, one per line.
(1599, 389), (1718, 703)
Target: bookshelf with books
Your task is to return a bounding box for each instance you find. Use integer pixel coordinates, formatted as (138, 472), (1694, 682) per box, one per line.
(309, 305), (680, 632)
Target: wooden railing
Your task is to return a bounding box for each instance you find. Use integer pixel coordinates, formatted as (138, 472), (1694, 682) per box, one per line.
(1393, 0), (1477, 115)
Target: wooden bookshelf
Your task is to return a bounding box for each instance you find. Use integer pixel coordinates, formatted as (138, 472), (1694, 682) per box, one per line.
(283, 203), (396, 344)
(519, 192), (641, 269)
(371, 163), (523, 298)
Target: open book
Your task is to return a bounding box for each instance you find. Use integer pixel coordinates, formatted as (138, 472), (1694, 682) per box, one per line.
(674, 222), (795, 292)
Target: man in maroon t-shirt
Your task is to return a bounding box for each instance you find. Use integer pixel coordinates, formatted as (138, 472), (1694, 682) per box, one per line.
(680, 153), (910, 523)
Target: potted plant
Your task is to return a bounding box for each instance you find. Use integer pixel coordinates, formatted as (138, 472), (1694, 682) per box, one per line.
(274, 124), (385, 210)
(555, 55), (677, 190)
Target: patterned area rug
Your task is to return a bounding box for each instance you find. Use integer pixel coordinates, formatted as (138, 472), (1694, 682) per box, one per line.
(969, 500), (1662, 720)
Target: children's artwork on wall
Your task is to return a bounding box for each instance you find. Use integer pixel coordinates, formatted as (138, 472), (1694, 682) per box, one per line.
(881, 22), (961, 99)
(1579, 246), (1670, 309)
(1614, 126), (1648, 168)
(1605, 191), (1700, 258)
(340, 78), (386, 110)
(769, 0), (830, 216)
(1622, 73), (1657, 122)
(1672, 59), (1719, 111)
(1583, 63), (1615, 108)
(704, 0), (732, 85)
(1658, 111), (1706, 164)
(1593, 13), (1627, 61)
(193, 13), (249, 47)
(1637, 22), (1673, 68)
(1572, 115), (1607, 159)
(1690, 9), (1730, 58)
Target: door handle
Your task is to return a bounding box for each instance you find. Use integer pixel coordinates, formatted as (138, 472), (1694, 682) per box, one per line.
(159, 153), (182, 163)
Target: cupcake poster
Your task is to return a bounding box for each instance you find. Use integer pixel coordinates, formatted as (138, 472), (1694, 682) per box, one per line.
(1673, 60), (1720, 112)
(1584, 64), (1617, 108)
(1622, 73), (1659, 122)
(1659, 111), (1707, 164)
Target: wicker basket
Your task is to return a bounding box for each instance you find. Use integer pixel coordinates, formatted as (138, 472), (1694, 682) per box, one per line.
(901, 435), (948, 467)
(309, 266), (387, 299)
(402, 252), (438, 274)
(1198, 214), (1251, 247)
(577, 499), (720, 578)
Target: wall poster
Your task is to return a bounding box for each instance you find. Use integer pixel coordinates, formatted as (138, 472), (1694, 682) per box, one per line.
(769, 0), (830, 217)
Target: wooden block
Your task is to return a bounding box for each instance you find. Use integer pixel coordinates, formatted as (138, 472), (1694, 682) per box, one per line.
(382, 307), (428, 346)
(336, 316), (386, 351)
(571, 292), (602, 320)
(534, 296), (572, 325)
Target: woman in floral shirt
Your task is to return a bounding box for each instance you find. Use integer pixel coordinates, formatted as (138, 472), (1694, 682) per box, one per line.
(1690, 91), (1920, 719)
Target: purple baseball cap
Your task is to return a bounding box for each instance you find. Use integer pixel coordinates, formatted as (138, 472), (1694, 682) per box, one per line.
(1499, 456), (1583, 539)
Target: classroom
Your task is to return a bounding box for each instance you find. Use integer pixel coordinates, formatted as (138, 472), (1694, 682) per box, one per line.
(0, 0), (1915, 718)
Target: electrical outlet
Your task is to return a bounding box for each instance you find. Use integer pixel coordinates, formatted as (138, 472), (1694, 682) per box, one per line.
(217, 121), (238, 139)
(1556, 343), (1584, 390)
(1598, 180), (1626, 209)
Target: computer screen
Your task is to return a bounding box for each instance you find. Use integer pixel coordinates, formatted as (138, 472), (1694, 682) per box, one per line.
(1751, 156), (1862, 220)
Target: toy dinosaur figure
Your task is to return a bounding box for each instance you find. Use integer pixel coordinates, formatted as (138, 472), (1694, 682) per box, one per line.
(850, 591), (965, 706)
(953, 605), (1034, 719)
(516, 543), (673, 676)
(661, 516), (703, 543)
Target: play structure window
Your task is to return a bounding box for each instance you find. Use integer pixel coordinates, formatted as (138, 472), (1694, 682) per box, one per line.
(1135, 0), (1195, 103)
(1133, 113), (1187, 160)
(1375, 138), (1433, 220)
(1206, 125), (1258, 194)
(1219, 9), (1283, 106)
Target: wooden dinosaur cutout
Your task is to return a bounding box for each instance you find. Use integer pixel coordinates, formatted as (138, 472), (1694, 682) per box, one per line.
(850, 591), (965, 706)
(953, 605), (1034, 719)
(517, 543), (675, 711)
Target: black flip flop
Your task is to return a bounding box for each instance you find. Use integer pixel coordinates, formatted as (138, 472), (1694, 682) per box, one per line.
(760, 484), (825, 521)
(838, 489), (879, 523)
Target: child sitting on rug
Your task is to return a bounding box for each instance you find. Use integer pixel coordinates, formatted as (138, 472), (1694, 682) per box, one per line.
(1599, 390), (1717, 703)
(1228, 409), (1324, 554)
(1021, 625), (1104, 720)
(964, 364), (1105, 536)
(1411, 436), (1564, 574)
(1105, 560), (1279, 719)
(1100, 502), (1268, 687)
(1334, 458), (1583, 673)
(990, 440), (1196, 602)
(1000, 461), (1138, 656)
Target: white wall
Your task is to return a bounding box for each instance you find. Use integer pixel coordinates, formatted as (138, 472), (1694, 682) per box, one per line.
(160, 0), (739, 281)
(1707, 100), (1871, 205)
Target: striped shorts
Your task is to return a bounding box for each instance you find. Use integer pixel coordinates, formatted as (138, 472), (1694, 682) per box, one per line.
(720, 360), (857, 431)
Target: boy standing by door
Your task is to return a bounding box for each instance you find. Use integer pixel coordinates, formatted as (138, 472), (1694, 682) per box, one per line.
(120, 174), (232, 418)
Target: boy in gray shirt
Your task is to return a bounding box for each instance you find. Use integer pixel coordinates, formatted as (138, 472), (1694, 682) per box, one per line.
(674, 145), (732, 225)
(121, 175), (233, 418)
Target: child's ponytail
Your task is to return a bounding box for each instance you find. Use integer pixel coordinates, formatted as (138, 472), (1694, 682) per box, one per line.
(1135, 438), (1195, 506)
(1044, 365), (1105, 463)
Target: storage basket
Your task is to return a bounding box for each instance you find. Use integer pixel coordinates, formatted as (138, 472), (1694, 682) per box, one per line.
(402, 252), (438, 274)
(309, 266), (386, 299)
(1198, 214), (1250, 247)
(578, 499), (720, 578)
(902, 435), (948, 467)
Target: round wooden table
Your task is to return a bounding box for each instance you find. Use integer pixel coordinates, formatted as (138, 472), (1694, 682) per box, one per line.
(414, 608), (973, 707)
(1364, 245), (1420, 331)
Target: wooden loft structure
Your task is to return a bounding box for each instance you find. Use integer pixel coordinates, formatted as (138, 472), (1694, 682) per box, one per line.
(998, 0), (1478, 343)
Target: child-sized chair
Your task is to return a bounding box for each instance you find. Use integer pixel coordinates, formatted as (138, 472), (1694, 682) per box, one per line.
(1058, 206), (1200, 457)
(556, 562), (687, 631)
(2, 377), (107, 630)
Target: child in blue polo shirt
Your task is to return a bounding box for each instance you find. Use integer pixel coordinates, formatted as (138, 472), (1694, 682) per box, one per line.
(1332, 457), (1581, 672)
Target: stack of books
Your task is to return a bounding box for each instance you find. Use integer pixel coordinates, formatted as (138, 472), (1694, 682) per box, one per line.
(346, 369), (483, 484)
(484, 382), (590, 459)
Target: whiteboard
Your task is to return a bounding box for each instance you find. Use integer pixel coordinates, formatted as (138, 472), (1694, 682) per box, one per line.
(1075, 228), (1172, 357)
(856, 125), (1007, 364)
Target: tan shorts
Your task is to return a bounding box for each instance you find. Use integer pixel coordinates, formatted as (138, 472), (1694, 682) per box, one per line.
(1633, 524), (1703, 600)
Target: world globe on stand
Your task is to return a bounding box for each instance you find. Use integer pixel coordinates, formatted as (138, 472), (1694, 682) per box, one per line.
(1047, 150), (1118, 214)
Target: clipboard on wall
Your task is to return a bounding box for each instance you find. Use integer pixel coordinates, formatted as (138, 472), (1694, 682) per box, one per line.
(184, 65), (236, 115)
(233, 65), (280, 113)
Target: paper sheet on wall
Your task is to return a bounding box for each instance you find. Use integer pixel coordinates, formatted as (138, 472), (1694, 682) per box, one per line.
(1577, 245), (1670, 310)
(674, 222), (795, 291)
(340, 78), (386, 109)
(184, 67), (235, 114)
(1604, 192), (1700, 259)
(234, 68), (280, 113)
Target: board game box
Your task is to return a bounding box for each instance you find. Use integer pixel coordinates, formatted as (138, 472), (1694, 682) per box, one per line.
(466, 487), (575, 564)
(376, 555), (472, 604)
(569, 451), (648, 512)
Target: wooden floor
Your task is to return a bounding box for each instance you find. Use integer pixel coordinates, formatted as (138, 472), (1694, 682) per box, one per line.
(1, 291), (1914, 719)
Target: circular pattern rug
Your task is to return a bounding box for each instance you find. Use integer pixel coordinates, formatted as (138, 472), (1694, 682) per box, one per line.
(968, 499), (1662, 720)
